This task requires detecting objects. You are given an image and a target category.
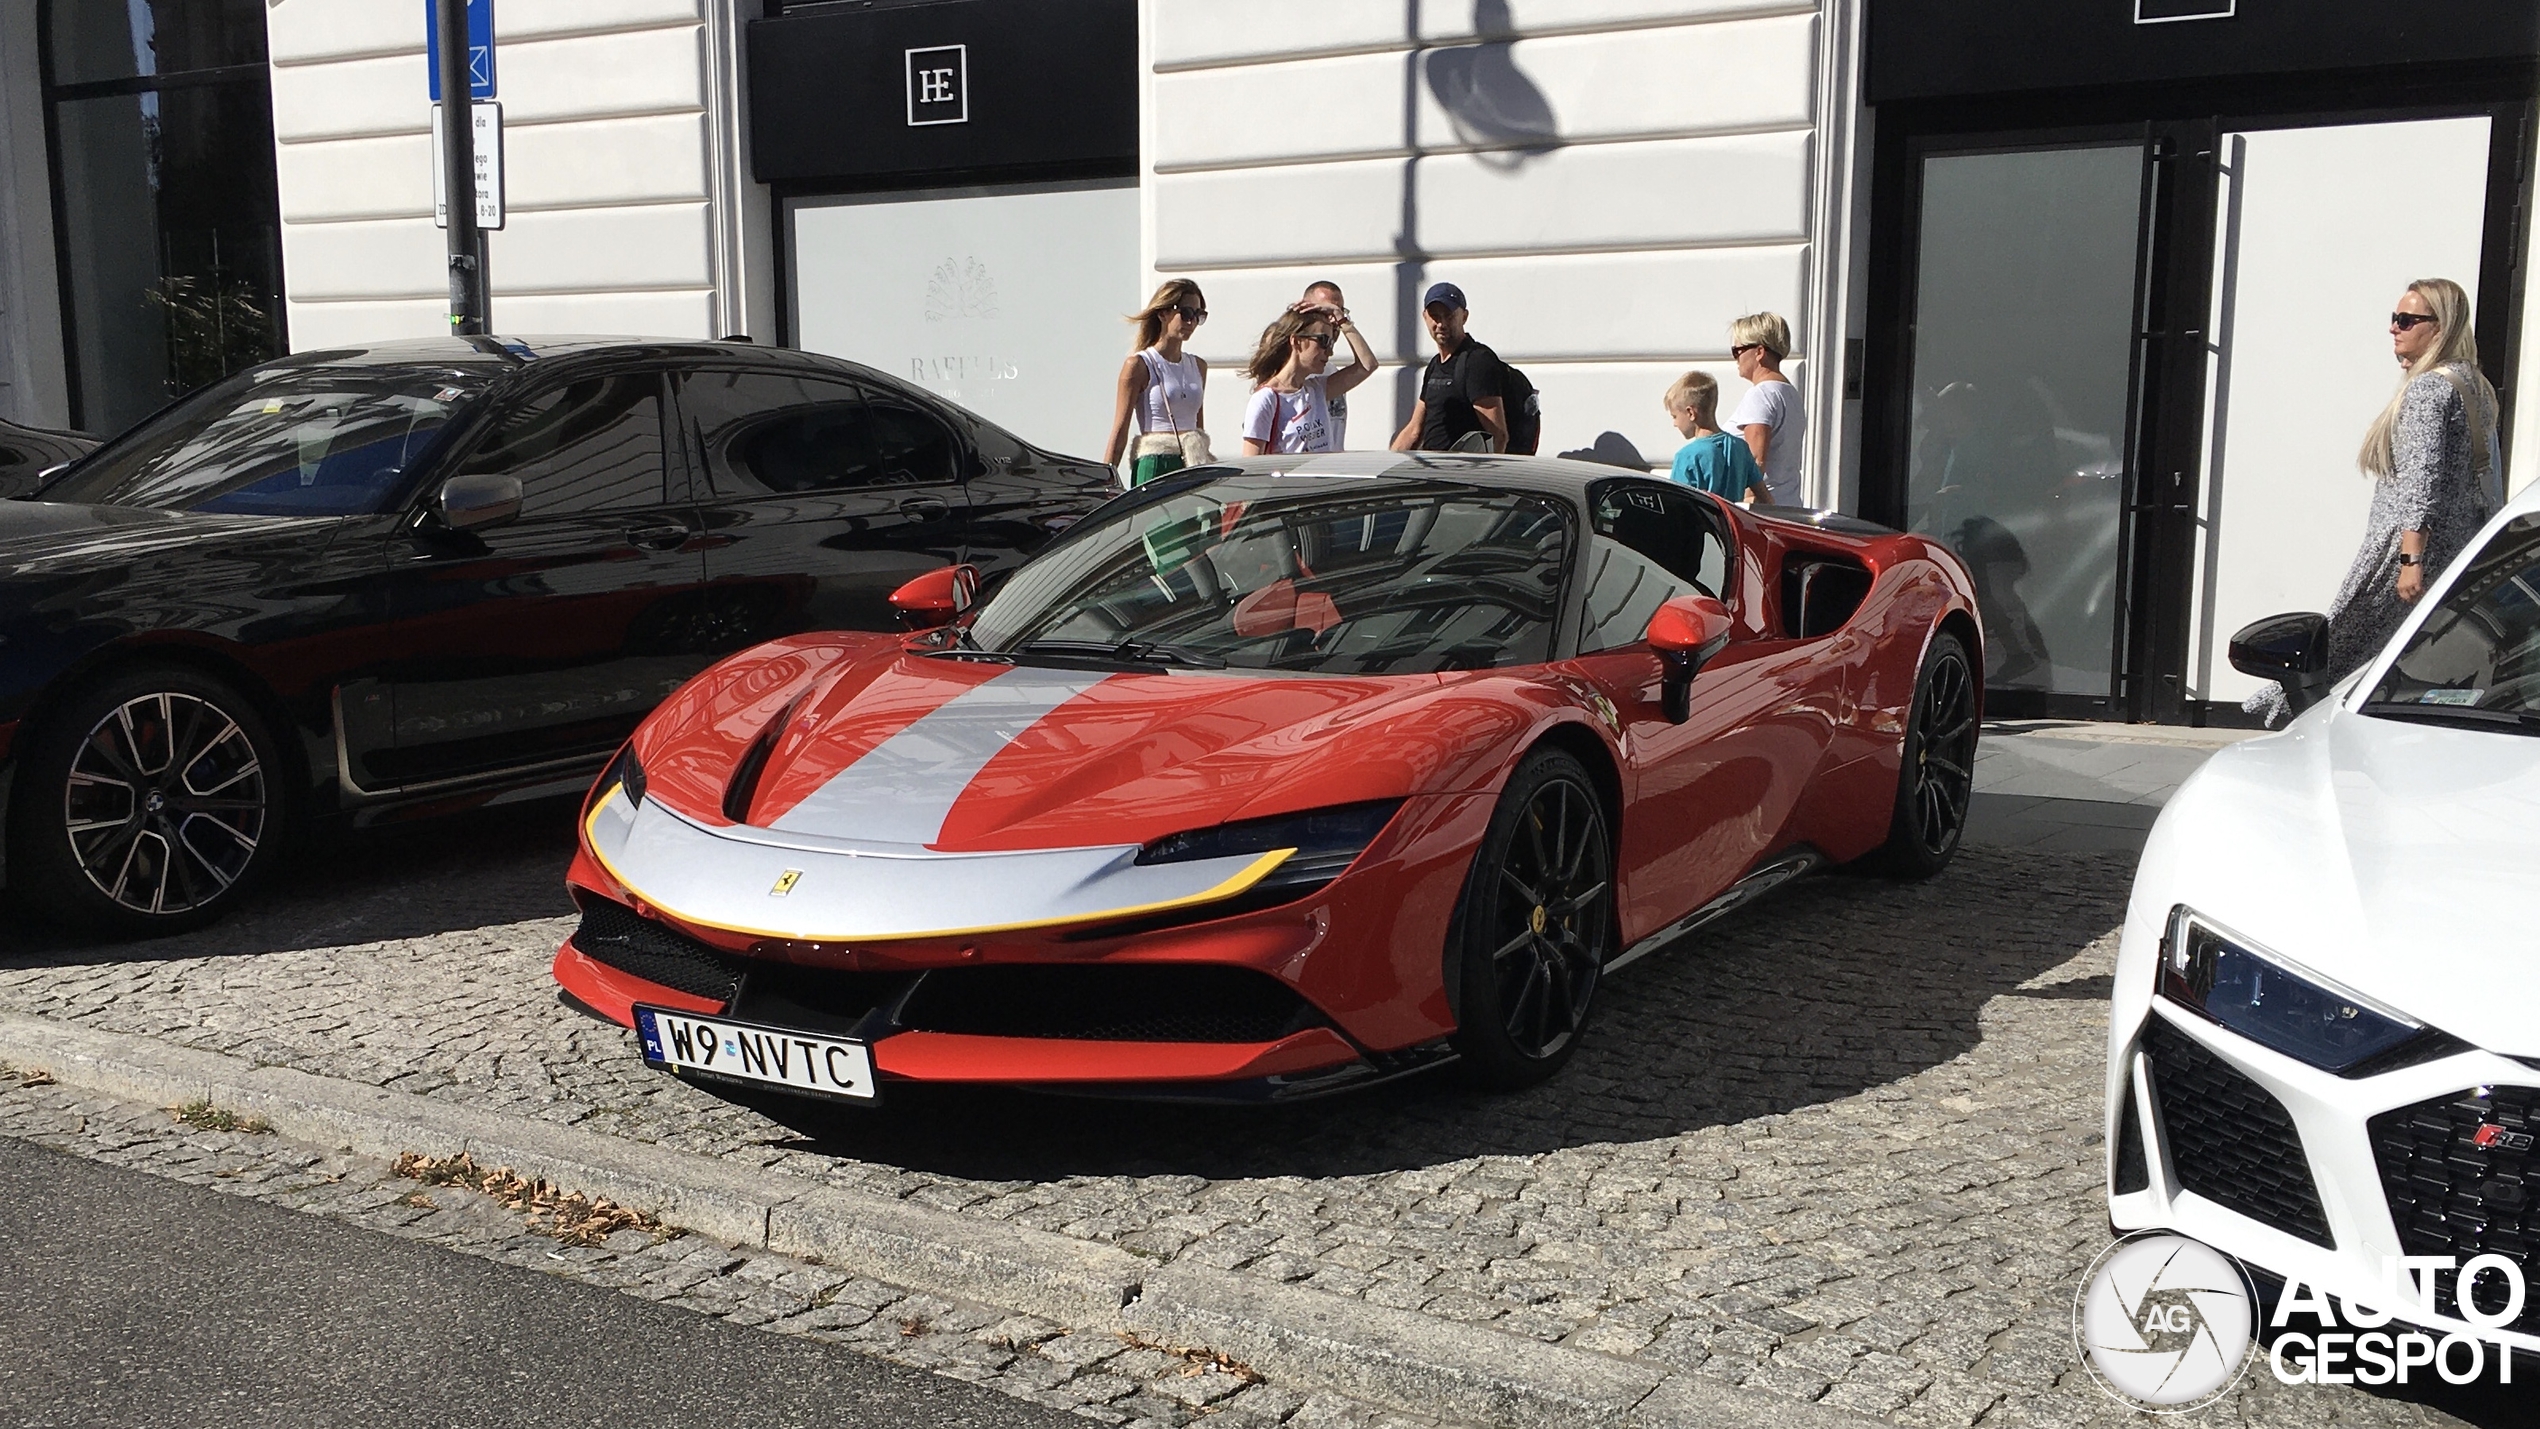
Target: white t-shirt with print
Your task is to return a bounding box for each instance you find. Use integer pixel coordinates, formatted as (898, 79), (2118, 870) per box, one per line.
(1729, 378), (1804, 505)
(1242, 374), (1335, 454)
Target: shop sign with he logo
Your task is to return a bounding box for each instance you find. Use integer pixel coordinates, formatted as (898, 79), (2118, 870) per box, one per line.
(906, 44), (968, 126)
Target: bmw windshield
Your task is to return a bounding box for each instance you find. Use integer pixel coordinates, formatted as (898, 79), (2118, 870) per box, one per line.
(41, 362), (503, 516)
(965, 470), (1572, 675)
(2361, 512), (2540, 734)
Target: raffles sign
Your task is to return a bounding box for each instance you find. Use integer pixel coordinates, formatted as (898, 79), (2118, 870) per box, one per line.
(906, 45), (968, 126)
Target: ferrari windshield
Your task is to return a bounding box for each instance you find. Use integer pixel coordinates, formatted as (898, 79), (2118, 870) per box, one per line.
(2361, 512), (2540, 729)
(967, 471), (1572, 674)
(43, 363), (500, 515)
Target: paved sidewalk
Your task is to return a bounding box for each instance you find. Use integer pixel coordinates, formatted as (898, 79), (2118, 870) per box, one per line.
(1968, 720), (2260, 855)
(0, 729), (2493, 1428)
(0, 1074), (1406, 1429)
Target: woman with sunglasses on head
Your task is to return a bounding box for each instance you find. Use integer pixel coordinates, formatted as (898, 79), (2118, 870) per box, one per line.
(1105, 280), (1213, 487)
(2245, 278), (2501, 727)
(1240, 301), (1377, 455)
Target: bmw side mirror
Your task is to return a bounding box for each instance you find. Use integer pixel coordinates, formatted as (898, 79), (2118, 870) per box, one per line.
(436, 472), (522, 531)
(1647, 593), (1734, 724)
(2228, 612), (2332, 715)
(890, 562), (979, 630)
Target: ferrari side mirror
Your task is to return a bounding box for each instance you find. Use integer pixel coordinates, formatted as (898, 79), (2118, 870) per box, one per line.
(436, 472), (522, 531)
(890, 563), (980, 630)
(1647, 593), (1734, 724)
(2229, 611), (2332, 715)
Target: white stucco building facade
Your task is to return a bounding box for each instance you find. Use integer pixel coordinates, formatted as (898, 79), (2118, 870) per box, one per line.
(5, 0), (2536, 724)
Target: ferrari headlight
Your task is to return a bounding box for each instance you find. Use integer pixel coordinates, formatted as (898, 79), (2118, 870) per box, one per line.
(2158, 908), (2436, 1075)
(1138, 800), (1403, 897)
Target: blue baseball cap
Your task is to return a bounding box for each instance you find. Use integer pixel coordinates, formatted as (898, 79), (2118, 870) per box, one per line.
(1421, 282), (1467, 312)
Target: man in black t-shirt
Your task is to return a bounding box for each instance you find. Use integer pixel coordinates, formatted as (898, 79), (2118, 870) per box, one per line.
(1390, 282), (1508, 453)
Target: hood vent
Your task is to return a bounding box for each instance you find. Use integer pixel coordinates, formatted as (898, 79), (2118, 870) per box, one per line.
(722, 694), (803, 825)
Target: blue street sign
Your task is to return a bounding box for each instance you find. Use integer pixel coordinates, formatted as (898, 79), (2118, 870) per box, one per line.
(425, 0), (495, 101)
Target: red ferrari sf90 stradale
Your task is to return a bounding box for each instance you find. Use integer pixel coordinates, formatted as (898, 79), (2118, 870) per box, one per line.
(553, 454), (1980, 1102)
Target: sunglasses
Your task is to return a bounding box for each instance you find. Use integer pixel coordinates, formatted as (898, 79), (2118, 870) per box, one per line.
(1176, 305), (1208, 325)
(1731, 342), (1763, 357)
(1299, 330), (1335, 349)
(2390, 312), (2439, 331)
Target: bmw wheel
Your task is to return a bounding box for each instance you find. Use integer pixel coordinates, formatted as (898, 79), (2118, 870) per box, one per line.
(1447, 747), (1617, 1089)
(8, 667), (289, 936)
(1865, 630), (1978, 879)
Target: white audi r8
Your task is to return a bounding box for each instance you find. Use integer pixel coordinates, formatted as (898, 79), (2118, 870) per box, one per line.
(2107, 479), (2540, 1350)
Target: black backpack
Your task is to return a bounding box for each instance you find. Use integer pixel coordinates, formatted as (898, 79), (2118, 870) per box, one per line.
(1466, 341), (1540, 455)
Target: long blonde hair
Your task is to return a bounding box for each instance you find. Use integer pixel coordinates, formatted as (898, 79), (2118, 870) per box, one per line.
(1129, 279), (1204, 352)
(2360, 278), (2489, 478)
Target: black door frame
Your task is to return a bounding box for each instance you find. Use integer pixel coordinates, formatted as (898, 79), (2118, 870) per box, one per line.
(1864, 61), (2538, 724)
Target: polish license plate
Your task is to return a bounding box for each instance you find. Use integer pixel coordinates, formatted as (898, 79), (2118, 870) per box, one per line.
(634, 1006), (876, 1102)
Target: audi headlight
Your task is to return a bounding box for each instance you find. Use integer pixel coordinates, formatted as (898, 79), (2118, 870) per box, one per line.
(2158, 908), (2453, 1075)
(1139, 800), (1403, 900)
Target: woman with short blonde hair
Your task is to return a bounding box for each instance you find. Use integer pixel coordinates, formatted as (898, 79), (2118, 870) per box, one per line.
(2246, 278), (2499, 725)
(1104, 279), (1212, 487)
(1726, 311), (1803, 504)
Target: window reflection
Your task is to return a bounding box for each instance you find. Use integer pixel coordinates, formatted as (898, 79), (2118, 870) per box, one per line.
(1905, 146), (2140, 698)
(47, 0), (284, 434)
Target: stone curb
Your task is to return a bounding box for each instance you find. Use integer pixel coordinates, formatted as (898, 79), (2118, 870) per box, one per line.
(0, 1010), (1886, 1429)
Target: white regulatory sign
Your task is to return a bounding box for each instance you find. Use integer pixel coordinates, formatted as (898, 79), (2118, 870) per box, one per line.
(431, 100), (505, 230)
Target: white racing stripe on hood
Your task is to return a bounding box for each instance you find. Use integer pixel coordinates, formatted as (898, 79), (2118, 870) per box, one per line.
(769, 665), (1112, 845)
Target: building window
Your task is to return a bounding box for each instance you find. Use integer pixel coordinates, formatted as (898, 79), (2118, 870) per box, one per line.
(44, 0), (283, 434)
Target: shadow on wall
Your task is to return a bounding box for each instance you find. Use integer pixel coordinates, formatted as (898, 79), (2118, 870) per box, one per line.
(1393, 0), (1563, 430)
(1557, 432), (1654, 471)
(1422, 0), (1559, 170)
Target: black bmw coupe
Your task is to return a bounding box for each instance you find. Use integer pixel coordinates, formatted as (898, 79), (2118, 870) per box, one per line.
(0, 337), (1113, 934)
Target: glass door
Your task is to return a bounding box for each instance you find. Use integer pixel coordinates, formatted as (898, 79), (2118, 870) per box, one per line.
(1899, 142), (2148, 707)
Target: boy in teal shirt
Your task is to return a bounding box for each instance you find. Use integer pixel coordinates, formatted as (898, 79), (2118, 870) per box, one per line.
(1663, 371), (1769, 502)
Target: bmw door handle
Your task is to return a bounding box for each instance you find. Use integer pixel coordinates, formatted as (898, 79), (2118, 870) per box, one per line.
(899, 496), (952, 522)
(625, 522), (693, 551)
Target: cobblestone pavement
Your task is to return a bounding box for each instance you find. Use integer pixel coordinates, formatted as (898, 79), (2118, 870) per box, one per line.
(0, 1071), (1440, 1429)
(0, 806), (2504, 1427)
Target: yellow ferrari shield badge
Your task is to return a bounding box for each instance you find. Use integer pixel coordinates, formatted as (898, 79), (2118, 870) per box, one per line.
(769, 869), (803, 897)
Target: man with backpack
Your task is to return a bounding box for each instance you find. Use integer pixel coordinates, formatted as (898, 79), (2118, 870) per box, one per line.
(1390, 282), (1538, 455)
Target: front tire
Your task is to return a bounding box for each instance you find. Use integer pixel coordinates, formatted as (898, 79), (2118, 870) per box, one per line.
(1864, 630), (1977, 880)
(1446, 748), (1617, 1090)
(7, 667), (289, 936)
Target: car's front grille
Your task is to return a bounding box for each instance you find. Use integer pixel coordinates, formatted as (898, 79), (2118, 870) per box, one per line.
(2144, 1017), (2334, 1246)
(2370, 1084), (2540, 1333)
(894, 963), (1329, 1043)
(570, 896), (747, 1003)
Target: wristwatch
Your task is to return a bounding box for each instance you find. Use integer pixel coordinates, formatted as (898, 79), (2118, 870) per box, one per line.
(2397, 553), (2423, 567)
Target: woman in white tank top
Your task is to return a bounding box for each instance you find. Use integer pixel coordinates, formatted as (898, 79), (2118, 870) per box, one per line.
(1104, 280), (1212, 488)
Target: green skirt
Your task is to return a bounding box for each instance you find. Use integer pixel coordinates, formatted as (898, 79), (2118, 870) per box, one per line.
(1130, 452), (1186, 487)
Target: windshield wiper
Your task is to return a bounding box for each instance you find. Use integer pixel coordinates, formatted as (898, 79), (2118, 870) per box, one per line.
(2357, 701), (2540, 736)
(1015, 638), (1226, 669)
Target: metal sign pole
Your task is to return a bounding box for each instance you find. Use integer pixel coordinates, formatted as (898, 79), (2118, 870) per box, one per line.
(434, 0), (486, 335)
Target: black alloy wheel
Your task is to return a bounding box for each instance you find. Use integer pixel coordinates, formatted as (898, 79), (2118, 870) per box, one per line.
(1867, 630), (1977, 879)
(1448, 748), (1616, 1089)
(8, 668), (287, 935)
